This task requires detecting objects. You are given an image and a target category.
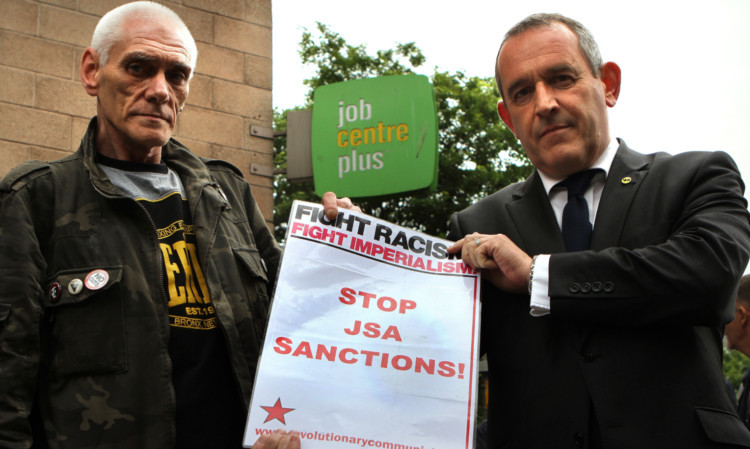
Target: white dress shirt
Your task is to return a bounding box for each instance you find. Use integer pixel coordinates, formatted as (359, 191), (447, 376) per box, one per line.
(529, 138), (619, 316)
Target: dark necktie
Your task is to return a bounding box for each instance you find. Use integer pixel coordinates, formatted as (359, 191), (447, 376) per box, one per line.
(558, 169), (601, 252)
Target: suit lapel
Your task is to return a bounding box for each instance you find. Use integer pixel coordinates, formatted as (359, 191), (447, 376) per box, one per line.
(505, 141), (650, 254)
(591, 141), (650, 250)
(507, 170), (567, 255)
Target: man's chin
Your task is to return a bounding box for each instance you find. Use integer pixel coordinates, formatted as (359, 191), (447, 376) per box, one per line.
(132, 115), (173, 133)
(533, 150), (590, 178)
(131, 126), (172, 147)
(538, 128), (576, 148)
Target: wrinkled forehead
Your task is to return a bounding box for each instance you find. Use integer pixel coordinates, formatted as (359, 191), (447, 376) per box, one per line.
(496, 23), (581, 90)
(113, 17), (193, 66)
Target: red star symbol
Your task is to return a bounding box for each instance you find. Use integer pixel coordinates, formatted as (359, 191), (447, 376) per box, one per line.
(261, 398), (295, 424)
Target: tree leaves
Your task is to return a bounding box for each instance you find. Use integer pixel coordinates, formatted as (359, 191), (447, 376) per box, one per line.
(273, 23), (532, 242)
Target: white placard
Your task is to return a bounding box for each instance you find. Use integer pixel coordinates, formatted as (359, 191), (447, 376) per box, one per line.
(244, 201), (481, 449)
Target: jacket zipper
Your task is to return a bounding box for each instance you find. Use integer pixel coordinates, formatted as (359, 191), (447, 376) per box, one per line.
(92, 184), (177, 447)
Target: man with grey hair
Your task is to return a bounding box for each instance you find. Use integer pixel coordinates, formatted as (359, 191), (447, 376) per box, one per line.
(0, 2), (300, 448)
(325, 11), (750, 449)
(443, 12), (750, 449)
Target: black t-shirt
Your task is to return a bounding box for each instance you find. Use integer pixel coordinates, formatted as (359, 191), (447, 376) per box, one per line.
(98, 154), (245, 448)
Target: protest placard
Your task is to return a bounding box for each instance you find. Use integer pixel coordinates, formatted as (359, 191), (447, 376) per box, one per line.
(244, 201), (481, 449)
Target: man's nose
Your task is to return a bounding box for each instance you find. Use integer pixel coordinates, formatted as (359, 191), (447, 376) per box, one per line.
(144, 72), (170, 104)
(534, 83), (558, 116)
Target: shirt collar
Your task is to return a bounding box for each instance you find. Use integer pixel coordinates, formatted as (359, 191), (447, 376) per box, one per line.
(538, 137), (619, 195)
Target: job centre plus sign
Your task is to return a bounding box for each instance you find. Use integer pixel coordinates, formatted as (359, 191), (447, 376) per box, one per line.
(336, 99), (409, 179)
(311, 74), (439, 198)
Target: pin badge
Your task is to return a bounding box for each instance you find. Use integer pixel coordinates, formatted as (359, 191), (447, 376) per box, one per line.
(68, 278), (83, 295)
(621, 177), (632, 184)
(84, 269), (109, 291)
(49, 282), (62, 303)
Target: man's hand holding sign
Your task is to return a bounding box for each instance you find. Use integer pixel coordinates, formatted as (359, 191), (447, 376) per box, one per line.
(325, 193), (532, 295)
(254, 430), (301, 449)
(448, 233), (533, 294)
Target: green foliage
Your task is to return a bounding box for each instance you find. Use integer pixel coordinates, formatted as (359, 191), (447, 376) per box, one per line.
(273, 23), (532, 241)
(299, 23), (426, 106)
(724, 348), (750, 393)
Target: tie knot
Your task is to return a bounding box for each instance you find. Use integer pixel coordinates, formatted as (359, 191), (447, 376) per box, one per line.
(558, 169), (601, 196)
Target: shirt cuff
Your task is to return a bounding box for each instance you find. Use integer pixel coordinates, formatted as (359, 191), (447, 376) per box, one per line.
(529, 254), (551, 317)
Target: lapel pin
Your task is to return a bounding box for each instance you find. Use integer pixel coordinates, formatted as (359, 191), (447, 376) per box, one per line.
(84, 269), (110, 291)
(49, 282), (62, 303)
(621, 176), (632, 185)
(68, 278), (84, 295)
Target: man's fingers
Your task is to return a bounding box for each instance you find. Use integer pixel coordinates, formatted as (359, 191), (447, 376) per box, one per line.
(449, 233), (530, 292)
(322, 191), (362, 220)
(457, 233), (483, 268)
(254, 429), (300, 449)
(448, 233), (479, 254)
(321, 191), (340, 220)
(447, 239), (464, 254)
(278, 432), (301, 449)
(339, 198), (362, 215)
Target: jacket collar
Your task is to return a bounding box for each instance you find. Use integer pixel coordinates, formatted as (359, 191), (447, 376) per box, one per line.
(506, 170), (565, 254)
(505, 139), (650, 253)
(79, 116), (215, 201)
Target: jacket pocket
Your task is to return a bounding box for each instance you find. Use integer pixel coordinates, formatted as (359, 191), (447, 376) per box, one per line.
(43, 267), (127, 379)
(695, 406), (750, 446)
(232, 247), (270, 343)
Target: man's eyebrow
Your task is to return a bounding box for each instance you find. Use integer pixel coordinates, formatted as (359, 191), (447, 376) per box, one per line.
(121, 51), (159, 64)
(171, 61), (192, 74)
(542, 63), (578, 77)
(505, 63), (579, 97)
(120, 51), (192, 72)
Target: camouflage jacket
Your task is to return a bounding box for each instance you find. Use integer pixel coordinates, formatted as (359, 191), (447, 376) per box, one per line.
(0, 118), (281, 448)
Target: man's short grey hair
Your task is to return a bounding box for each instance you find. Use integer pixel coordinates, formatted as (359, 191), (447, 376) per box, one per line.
(495, 13), (603, 100)
(91, 1), (198, 71)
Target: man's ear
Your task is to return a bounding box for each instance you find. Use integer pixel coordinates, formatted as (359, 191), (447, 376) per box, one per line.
(739, 304), (750, 327)
(600, 62), (621, 108)
(81, 48), (101, 97)
(497, 101), (516, 136)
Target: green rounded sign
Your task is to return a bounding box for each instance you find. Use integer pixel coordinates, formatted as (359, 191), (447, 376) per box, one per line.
(311, 74), (438, 198)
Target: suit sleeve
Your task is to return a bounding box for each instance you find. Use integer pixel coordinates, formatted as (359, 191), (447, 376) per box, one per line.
(549, 151), (750, 327)
(447, 214), (463, 243)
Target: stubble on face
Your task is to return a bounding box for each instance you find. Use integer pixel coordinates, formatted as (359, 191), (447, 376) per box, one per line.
(93, 18), (192, 163)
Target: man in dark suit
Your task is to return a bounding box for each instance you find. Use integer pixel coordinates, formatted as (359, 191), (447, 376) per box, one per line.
(447, 13), (750, 449)
(323, 12), (750, 449)
(726, 275), (750, 429)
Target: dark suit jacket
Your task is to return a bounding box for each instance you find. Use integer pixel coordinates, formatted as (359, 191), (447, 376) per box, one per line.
(738, 369), (750, 429)
(449, 141), (750, 449)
